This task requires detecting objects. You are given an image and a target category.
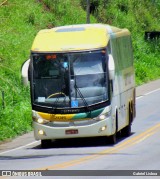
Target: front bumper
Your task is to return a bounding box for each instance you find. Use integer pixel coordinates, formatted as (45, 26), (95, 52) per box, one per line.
(33, 118), (112, 140)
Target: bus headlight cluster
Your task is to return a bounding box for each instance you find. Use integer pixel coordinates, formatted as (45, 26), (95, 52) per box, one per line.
(99, 114), (106, 120)
(37, 118), (49, 124)
(37, 118), (45, 124)
(33, 117), (49, 124)
(98, 111), (111, 121)
(32, 110), (49, 124)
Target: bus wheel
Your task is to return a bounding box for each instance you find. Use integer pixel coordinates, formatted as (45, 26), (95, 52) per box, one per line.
(121, 104), (132, 137)
(41, 139), (52, 148)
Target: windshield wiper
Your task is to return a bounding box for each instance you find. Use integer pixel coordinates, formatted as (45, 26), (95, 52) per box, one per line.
(74, 76), (91, 113)
(49, 64), (67, 111)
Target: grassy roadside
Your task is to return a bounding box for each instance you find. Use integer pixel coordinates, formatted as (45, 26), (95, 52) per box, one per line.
(0, 0), (160, 141)
(0, 0), (96, 141)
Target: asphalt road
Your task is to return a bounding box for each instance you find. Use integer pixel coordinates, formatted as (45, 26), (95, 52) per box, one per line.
(0, 79), (160, 179)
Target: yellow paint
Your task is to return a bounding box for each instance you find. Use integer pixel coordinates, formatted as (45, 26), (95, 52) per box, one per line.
(31, 24), (110, 52)
(37, 112), (75, 122)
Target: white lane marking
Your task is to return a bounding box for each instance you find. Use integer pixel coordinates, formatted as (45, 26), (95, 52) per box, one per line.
(144, 88), (160, 96)
(136, 88), (160, 100)
(0, 87), (160, 155)
(0, 141), (39, 155)
(136, 96), (143, 100)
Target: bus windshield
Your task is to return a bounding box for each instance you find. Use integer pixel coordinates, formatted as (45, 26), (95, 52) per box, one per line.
(32, 50), (109, 109)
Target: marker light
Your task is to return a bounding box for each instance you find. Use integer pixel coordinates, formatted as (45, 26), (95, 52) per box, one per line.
(101, 50), (106, 54)
(46, 54), (56, 60)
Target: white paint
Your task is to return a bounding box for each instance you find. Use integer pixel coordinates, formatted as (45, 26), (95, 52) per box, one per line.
(136, 96), (144, 100)
(144, 88), (160, 96)
(0, 141), (39, 155)
(136, 88), (160, 100)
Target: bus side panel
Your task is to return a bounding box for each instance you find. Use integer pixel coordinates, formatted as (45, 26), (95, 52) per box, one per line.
(110, 33), (135, 132)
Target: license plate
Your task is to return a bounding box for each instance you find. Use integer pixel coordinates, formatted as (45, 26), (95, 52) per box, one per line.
(65, 129), (78, 135)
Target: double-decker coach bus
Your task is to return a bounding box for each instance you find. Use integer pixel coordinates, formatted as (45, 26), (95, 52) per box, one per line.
(22, 24), (136, 147)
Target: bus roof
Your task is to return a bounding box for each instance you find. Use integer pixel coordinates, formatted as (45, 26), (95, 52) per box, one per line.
(31, 24), (130, 53)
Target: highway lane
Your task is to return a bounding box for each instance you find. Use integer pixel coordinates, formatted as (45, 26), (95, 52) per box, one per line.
(0, 82), (160, 178)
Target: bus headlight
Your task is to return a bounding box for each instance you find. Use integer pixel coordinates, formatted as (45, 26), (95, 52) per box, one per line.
(98, 111), (111, 120)
(37, 118), (44, 124)
(37, 118), (49, 124)
(33, 117), (49, 124)
(99, 114), (106, 120)
(32, 110), (49, 124)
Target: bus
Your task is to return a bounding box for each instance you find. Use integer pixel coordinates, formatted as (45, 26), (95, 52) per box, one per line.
(22, 24), (136, 147)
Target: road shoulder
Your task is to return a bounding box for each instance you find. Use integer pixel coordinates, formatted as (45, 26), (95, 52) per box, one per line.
(136, 79), (160, 97)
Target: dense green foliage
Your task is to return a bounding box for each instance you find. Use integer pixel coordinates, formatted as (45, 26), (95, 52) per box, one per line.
(0, 0), (160, 141)
(81, 0), (160, 84)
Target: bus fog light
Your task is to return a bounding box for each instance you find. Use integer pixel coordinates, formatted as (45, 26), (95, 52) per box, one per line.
(99, 125), (107, 132)
(38, 130), (45, 135)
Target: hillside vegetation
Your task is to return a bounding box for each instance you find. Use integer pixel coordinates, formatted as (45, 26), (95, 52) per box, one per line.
(0, 0), (160, 141)
(81, 0), (160, 84)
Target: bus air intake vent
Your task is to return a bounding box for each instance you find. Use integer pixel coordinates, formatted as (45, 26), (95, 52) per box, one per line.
(55, 27), (85, 33)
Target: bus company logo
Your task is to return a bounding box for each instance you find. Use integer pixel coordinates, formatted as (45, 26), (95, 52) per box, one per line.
(50, 114), (67, 121)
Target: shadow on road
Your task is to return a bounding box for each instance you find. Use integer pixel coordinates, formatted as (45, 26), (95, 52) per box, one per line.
(33, 132), (135, 149)
(0, 133), (135, 161)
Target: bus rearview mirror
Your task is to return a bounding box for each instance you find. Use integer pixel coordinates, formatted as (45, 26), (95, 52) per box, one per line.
(108, 54), (115, 80)
(21, 59), (30, 86)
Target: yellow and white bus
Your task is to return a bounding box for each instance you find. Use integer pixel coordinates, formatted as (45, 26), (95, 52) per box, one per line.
(22, 24), (136, 147)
